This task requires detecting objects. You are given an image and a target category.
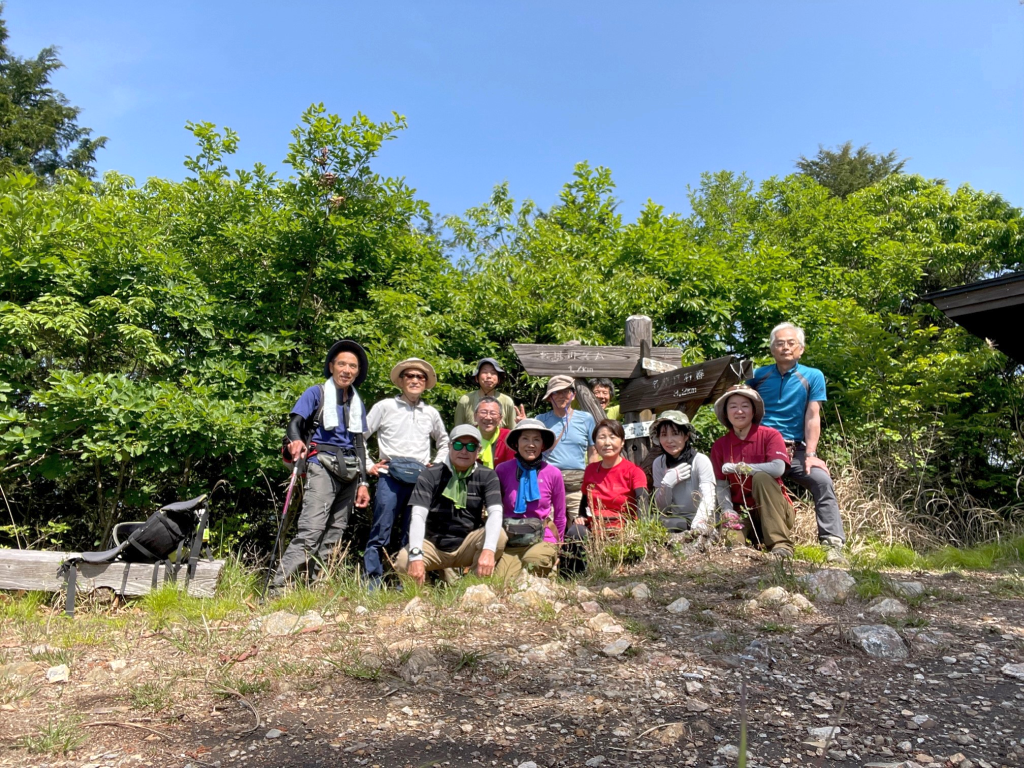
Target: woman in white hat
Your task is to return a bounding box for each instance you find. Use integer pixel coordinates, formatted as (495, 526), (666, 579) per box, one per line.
(709, 385), (795, 557)
(493, 419), (566, 581)
(649, 410), (716, 534)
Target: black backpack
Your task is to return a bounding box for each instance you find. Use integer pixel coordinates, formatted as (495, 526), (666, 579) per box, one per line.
(59, 495), (211, 616)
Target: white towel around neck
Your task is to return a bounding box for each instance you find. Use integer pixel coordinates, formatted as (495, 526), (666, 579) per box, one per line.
(322, 380), (364, 433)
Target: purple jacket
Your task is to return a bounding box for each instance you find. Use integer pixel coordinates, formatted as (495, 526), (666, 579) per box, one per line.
(495, 460), (567, 543)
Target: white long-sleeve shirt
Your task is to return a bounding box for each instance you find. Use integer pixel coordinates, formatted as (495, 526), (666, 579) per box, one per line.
(364, 395), (449, 472)
(652, 453), (716, 525)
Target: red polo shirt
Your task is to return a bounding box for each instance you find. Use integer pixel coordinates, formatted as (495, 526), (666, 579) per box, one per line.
(582, 458), (648, 530)
(710, 424), (790, 509)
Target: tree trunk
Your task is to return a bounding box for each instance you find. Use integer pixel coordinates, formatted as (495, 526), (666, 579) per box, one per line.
(623, 315), (653, 472)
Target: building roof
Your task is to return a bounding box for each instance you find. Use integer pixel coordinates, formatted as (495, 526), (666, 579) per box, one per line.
(923, 272), (1024, 364)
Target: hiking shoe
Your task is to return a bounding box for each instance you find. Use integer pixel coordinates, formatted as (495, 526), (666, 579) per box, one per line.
(820, 536), (845, 549)
(820, 536), (847, 563)
(770, 546), (794, 559)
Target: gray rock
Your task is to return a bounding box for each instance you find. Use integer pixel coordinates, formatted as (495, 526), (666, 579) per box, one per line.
(399, 647), (438, 681)
(666, 597), (691, 614)
(625, 582), (650, 600)
(788, 593), (815, 612)
(460, 584), (498, 608)
(1001, 663), (1024, 680)
(354, 605), (370, 615)
(523, 641), (565, 664)
(799, 569), (856, 603)
(580, 600), (601, 614)
(510, 589), (549, 610)
(265, 729), (284, 739)
(808, 725), (841, 740)
(601, 638), (632, 657)
(686, 698), (710, 712)
(587, 613), (625, 634)
(867, 596), (908, 618)
(0, 661), (40, 679)
(693, 630), (730, 645)
(585, 757), (606, 767)
(600, 587), (623, 600)
(905, 629), (957, 655)
(845, 625), (908, 659)
(518, 762), (538, 768)
(257, 610), (324, 636)
(893, 581), (925, 598)
(816, 658), (841, 677)
(403, 597), (428, 614)
(108, 659), (127, 672)
(758, 586), (790, 602)
(45, 664), (70, 683)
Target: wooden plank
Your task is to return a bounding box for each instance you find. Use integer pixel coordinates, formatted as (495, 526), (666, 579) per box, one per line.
(623, 315), (654, 471)
(512, 344), (681, 378)
(930, 280), (1024, 312)
(618, 355), (751, 413)
(0, 549), (225, 598)
(642, 357), (678, 374)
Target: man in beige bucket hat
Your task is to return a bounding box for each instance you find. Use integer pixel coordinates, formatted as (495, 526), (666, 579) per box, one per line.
(536, 375), (598, 517)
(363, 357), (448, 586)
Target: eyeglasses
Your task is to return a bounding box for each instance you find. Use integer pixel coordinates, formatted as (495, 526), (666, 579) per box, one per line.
(402, 373), (427, 381)
(452, 441), (479, 452)
(772, 340), (801, 349)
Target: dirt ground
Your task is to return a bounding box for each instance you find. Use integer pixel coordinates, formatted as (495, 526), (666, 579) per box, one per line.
(1, 547), (1023, 768)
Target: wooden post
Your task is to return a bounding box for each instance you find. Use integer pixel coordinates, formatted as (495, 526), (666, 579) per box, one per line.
(623, 315), (652, 470)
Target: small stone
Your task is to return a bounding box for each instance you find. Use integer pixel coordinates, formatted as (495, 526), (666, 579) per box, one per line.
(523, 641), (565, 664)
(45, 664), (69, 683)
(799, 569), (856, 603)
(685, 680), (703, 694)
(403, 597), (428, 614)
(602, 638), (632, 657)
(693, 629), (729, 645)
(893, 581), (925, 598)
(758, 586), (790, 602)
(354, 605), (370, 615)
(460, 723), (473, 734)
(580, 601), (601, 614)
(585, 758), (606, 768)
(460, 584), (498, 608)
(867, 597), (908, 618)
(666, 597), (691, 613)
(686, 698), (710, 712)
(816, 659), (841, 677)
(808, 726), (841, 739)
(952, 734), (974, 745)
(108, 659), (127, 672)
(626, 582), (650, 600)
(1001, 662), (1024, 680)
(587, 613), (625, 634)
(655, 722), (687, 745)
(265, 729), (283, 739)
(788, 593), (815, 612)
(778, 603), (801, 619)
(741, 599), (760, 614)
(716, 744), (740, 759)
(898, 740), (913, 752)
(510, 589), (548, 610)
(600, 587), (623, 600)
(0, 661), (38, 679)
(257, 609), (324, 636)
(517, 762), (538, 768)
(844, 625), (908, 659)
(942, 655), (957, 664)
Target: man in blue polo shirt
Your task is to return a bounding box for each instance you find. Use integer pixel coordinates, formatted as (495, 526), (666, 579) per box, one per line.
(536, 375), (597, 516)
(748, 322), (846, 551)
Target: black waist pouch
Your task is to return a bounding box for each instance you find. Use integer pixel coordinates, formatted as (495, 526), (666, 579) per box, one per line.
(387, 457), (427, 485)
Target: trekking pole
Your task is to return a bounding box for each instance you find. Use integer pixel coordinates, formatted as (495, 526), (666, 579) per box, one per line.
(263, 462), (300, 598)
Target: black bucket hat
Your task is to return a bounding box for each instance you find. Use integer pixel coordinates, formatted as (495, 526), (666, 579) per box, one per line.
(324, 340), (369, 387)
(469, 357), (506, 385)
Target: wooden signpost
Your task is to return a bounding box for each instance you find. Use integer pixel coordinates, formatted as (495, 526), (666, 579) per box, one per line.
(512, 316), (753, 469)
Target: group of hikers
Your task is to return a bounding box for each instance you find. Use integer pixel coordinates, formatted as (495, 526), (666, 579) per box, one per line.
(270, 322), (845, 592)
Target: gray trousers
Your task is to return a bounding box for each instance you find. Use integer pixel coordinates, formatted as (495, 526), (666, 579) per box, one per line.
(272, 462), (356, 587)
(787, 446), (845, 542)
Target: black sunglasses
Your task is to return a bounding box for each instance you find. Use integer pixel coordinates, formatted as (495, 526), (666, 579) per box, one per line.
(452, 440), (479, 452)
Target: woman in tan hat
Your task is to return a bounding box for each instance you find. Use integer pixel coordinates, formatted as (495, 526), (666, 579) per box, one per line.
(709, 385), (795, 557)
(649, 410), (716, 534)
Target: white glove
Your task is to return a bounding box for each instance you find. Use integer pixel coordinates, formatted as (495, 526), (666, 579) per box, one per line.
(660, 464), (691, 488)
(721, 462), (752, 476)
(720, 462), (738, 475)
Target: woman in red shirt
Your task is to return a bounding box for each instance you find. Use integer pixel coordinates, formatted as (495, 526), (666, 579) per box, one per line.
(563, 420), (649, 573)
(710, 385), (795, 557)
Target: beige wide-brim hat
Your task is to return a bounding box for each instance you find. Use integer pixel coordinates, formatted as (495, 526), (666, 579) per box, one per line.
(389, 358), (438, 390)
(543, 374), (575, 400)
(649, 410), (693, 447)
(713, 385), (765, 428)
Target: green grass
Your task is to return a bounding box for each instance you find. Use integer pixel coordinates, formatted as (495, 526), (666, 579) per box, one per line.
(757, 621), (794, 634)
(127, 681), (173, 712)
(850, 536), (1024, 572)
(794, 544), (829, 565)
(0, 591), (50, 622)
(19, 717), (85, 755)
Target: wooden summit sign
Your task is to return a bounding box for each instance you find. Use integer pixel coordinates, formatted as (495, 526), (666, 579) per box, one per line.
(512, 344), (682, 378)
(618, 354), (754, 415)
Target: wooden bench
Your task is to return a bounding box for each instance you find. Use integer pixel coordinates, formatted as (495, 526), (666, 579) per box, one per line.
(0, 549), (225, 598)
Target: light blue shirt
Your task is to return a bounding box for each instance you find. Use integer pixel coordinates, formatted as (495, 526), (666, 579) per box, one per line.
(536, 408), (596, 471)
(748, 363), (827, 442)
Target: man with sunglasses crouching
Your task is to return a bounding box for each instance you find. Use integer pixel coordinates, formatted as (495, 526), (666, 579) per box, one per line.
(395, 425), (507, 585)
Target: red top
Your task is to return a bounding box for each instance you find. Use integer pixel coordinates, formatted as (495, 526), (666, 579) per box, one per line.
(581, 458), (648, 530)
(492, 428), (516, 467)
(710, 424), (791, 509)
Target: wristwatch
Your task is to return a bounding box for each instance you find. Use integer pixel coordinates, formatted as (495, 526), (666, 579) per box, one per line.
(409, 547), (423, 557)
(806, 451), (817, 458)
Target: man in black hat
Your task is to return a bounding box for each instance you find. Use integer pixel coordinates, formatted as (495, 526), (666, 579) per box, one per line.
(454, 357), (520, 429)
(271, 340), (370, 590)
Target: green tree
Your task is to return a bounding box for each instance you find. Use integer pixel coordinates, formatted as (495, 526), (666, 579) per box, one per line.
(0, 5), (106, 179)
(796, 141), (906, 199)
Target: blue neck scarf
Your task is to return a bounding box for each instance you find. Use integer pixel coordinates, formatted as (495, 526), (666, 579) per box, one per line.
(514, 457), (543, 514)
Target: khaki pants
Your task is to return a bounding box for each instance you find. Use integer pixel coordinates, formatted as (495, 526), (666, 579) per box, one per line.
(395, 528), (507, 574)
(742, 473), (795, 552)
(494, 541), (558, 582)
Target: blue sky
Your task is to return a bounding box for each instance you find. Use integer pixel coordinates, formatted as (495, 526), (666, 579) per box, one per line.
(6, 1), (1023, 221)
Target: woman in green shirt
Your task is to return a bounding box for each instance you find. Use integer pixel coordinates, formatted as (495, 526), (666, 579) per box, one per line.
(454, 358), (518, 429)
